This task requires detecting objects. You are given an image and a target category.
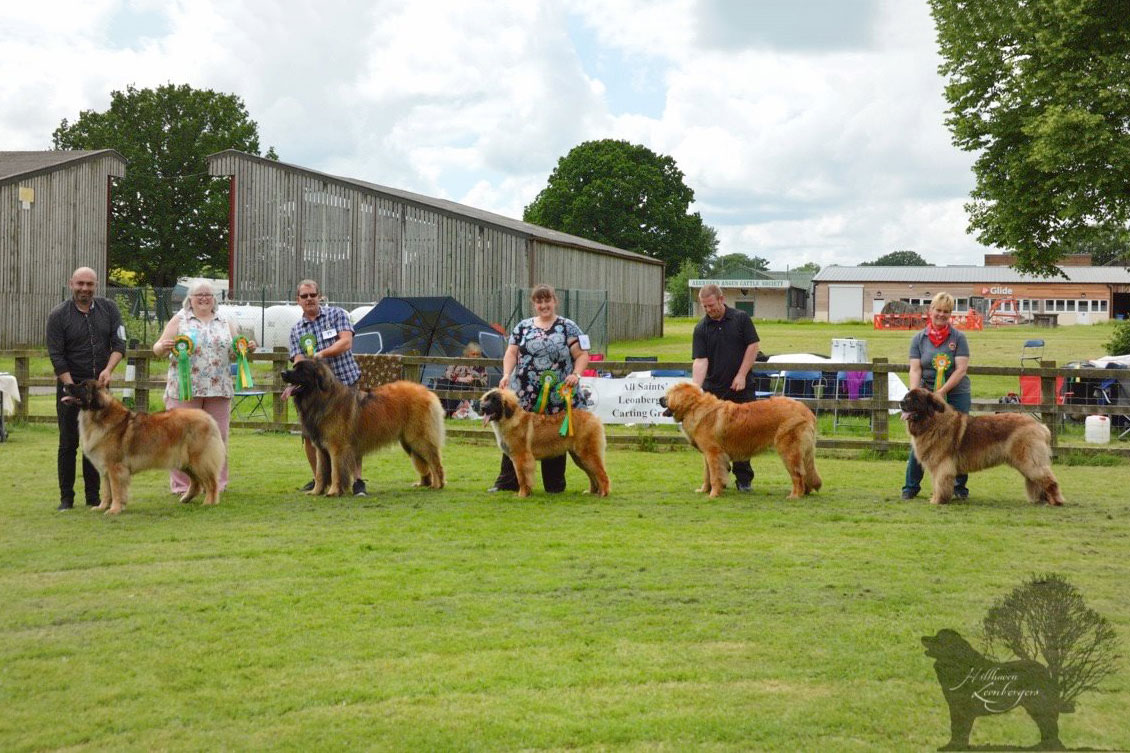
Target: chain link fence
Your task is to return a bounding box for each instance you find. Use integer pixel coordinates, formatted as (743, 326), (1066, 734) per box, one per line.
(499, 288), (609, 355)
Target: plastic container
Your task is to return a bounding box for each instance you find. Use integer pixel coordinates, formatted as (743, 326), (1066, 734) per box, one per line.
(831, 338), (869, 363)
(1085, 415), (1110, 444)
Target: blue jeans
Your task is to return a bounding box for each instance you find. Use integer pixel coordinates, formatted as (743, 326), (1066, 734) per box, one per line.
(903, 391), (971, 496)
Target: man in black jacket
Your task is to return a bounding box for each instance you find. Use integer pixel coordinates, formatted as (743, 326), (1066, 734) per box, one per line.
(691, 284), (761, 492)
(45, 267), (126, 510)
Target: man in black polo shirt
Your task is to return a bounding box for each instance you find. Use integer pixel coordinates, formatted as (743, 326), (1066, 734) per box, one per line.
(691, 284), (761, 492)
(45, 267), (126, 510)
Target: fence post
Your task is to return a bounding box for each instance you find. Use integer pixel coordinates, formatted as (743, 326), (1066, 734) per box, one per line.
(15, 353), (30, 421)
(870, 358), (889, 446)
(1040, 360), (1058, 448)
(271, 356), (287, 428)
(134, 355), (150, 414)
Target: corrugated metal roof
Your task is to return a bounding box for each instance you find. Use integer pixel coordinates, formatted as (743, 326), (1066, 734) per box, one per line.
(813, 265), (1130, 284)
(0, 150), (126, 184)
(207, 150), (664, 266)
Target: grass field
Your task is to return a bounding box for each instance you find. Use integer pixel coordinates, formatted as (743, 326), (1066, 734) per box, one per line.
(1, 419), (1128, 752)
(2, 318), (1128, 750)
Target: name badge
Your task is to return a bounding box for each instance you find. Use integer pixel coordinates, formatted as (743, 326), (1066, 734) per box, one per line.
(578, 334), (591, 350)
(321, 328), (337, 340)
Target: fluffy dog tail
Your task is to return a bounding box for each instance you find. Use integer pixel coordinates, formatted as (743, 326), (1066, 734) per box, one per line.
(801, 420), (821, 493)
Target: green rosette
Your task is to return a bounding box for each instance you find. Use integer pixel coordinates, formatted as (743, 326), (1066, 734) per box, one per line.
(535, 371), (557, 414)
(233, 336), (254, 389)
(557, 383), (574, 437)
(931, 352), (952, 392)
(173, 334), (195, 401)
(299, 333), (317, 358)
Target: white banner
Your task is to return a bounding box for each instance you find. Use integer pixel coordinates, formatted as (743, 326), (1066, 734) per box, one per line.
(579, 375), (691, 425)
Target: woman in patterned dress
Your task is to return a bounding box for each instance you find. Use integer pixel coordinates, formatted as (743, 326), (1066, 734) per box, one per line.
(488, 284), (590, 493)
(153, 281), (255, 494)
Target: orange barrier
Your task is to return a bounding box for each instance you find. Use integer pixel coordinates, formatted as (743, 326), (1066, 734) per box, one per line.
(872, 311), (983, 331)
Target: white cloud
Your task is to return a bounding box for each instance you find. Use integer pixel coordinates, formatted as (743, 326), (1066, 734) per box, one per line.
(0, 0), (988, 271)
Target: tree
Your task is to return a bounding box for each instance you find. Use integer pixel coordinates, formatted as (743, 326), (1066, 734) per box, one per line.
(860, 250), (932, 266)
(930, 0), (1130, 277)
(665, 258), (702, 317)
(704, 253), (769, 278)
(1069, 227), (1130, 267)
(982, 573), (1120, 711)
(1105, 321), (1130, 356)
(793, 262), (821, 274)
(53, 84), (277, 287)
(524, 139), (715, 270)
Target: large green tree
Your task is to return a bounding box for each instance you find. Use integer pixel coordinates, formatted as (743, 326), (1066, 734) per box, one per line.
(704, 253), (769, 278)
(53, 84), (277, 287)
(860, 250), (932, 266)
(930, 0), (1130, 277)
(524, 139), (715, 270)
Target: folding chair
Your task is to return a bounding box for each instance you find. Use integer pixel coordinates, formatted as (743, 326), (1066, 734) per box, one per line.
(833, 370), (873, 431)
(781, 370), (825, 416)
(230, 364), (269, 421)
(1020, 339), (1044, 368)
(582, 353), (605, 377)
(1094, 377), (1130, 440)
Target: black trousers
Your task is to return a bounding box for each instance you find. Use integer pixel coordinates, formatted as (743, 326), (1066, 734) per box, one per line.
(56, 382), (101, 504)
(706, 387), (755, 487)
(493, 453), (567, 493)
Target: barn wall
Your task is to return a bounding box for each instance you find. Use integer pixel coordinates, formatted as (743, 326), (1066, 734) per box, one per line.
(0, 154), (125, 347)
(209, 154), (664, 340)
(530, 241), (664, 343)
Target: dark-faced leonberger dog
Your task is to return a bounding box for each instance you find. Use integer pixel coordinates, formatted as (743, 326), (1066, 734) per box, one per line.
(478, 388), (610, 497)
(62, 380), (224, 515)
(659, 382), (821, 499)
(921, 629), (1064, 751)
(280, 358), (445, 495)
(900, 387), (1064, 505)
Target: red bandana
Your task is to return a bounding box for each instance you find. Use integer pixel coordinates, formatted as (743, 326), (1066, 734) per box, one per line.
(926, 322), (951, 347)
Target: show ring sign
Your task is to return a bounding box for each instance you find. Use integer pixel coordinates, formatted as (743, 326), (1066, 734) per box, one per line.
(579, 375), (691, 424)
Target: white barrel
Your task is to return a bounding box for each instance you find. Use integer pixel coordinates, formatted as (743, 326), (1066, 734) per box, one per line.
(1085, 415), (1110, 444)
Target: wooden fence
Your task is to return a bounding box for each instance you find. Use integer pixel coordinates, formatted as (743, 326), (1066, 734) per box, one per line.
(4, 350), (1130, 454)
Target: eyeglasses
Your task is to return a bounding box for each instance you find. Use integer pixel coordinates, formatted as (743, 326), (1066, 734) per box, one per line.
(298, 293), (319, 300)
(192, 294), (214, 299)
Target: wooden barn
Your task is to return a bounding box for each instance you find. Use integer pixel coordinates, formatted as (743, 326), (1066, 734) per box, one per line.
(206, 150), (665, 346)
(0, 150), (126, 348)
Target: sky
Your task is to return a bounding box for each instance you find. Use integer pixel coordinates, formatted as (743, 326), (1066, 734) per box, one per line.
(0, 0), (989, 270)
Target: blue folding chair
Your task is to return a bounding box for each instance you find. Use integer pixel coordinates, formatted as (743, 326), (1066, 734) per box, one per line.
(230, 364), (269, 421)
(781, 370), (825, 415)
(1020, 339), (1044, 368)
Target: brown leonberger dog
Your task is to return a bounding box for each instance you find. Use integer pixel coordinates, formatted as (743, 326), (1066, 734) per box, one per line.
(281, 358), (445, 495)
(62, 380), (224, 515)
(478, 388), (610, 497)
(659, 382), (821, 499)
(900, 387), (1064, 505)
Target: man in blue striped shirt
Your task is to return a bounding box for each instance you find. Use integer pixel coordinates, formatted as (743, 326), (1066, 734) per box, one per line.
(288, 279), (365, 495)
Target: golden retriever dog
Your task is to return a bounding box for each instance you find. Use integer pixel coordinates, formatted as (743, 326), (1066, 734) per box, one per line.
(659, 382), (821, 499)
(900, 387), (1064, 505)
(478, 388), (610, 497)
(62, 380), (224, 515)
(281, 358), (445, 496)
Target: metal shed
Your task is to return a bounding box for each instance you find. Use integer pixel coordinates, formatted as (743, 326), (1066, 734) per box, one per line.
(206, 150), (665, 344)
(0, 150), (126, 348)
